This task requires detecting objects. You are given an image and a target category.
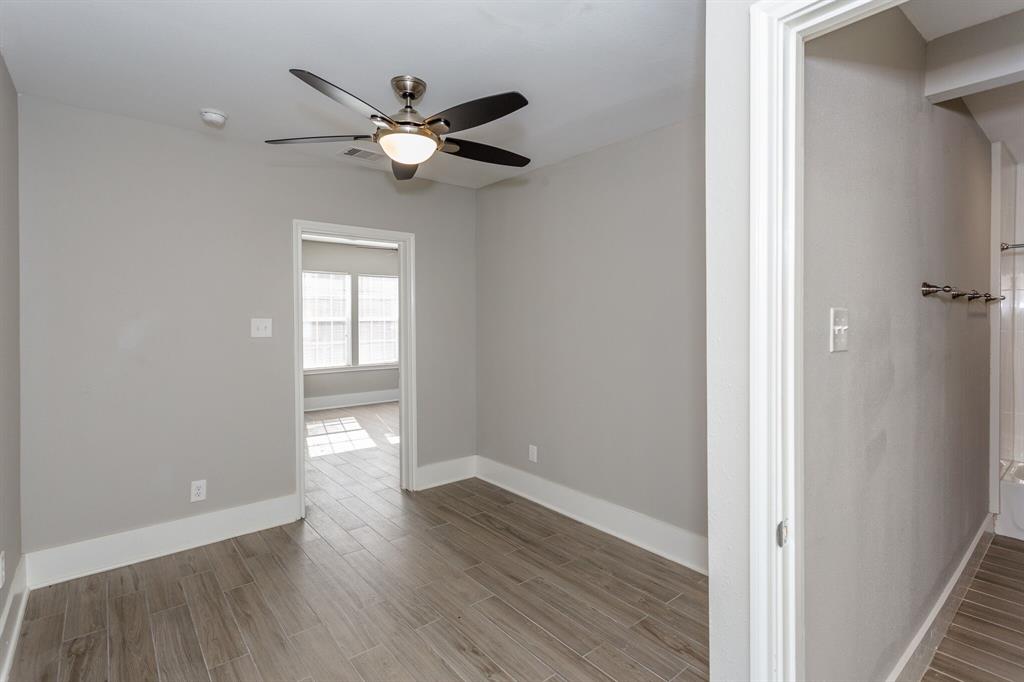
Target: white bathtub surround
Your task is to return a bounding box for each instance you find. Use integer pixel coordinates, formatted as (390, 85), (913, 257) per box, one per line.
(997, 462), (1024, 541)
(998, 150), (1022, 464)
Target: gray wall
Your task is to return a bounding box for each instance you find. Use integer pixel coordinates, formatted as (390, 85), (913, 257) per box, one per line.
(0, 52), (20, 642)
(804, 10), (991, 680)
(19, 95), (477, 552)
(705, 0), (756, 676)
(475, 118), (707, 534)
(301, 240), (399, 400)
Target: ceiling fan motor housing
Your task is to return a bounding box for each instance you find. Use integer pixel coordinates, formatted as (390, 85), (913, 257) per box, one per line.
(391, 75), (427, 104)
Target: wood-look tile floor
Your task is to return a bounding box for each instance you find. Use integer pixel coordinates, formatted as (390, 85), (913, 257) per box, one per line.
(11, 402), (709, 682)
(925, 534), (1024, 682)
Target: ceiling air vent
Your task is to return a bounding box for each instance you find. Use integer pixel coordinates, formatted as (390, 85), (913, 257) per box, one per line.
(341, 147), (384, 162)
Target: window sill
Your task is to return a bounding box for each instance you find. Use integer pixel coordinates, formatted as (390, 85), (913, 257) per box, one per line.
(304, 364), (399, 376)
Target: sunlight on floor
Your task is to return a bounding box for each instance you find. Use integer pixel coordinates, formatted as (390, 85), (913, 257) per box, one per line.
(305, 416), (378, 456)
(303, 402), (400, 500)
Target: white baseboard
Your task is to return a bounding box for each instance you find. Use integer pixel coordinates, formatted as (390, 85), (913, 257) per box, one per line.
(473, 456), (708, 575)
(0, 557), (27, 682)
(888, 513), (993, 682)
(25, 494), (300, 589)
(415, 455), (479, 490)
(21, 451), (706, 608)
(304, 389), (399, 411)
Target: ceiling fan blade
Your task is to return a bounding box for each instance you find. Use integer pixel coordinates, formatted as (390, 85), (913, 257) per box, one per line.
(265, 134), (372, 145)
(441, 138), (530, 167)
(425, 92), (527, 134)
(392, 161), (418, 180)
(290, 69), (395, 124)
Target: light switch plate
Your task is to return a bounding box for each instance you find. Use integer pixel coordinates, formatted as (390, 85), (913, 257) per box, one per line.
(250, 318), (272, 338)
(830, 307), (849, 352)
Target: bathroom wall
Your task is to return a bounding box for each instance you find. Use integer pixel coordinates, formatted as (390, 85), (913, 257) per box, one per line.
(804, 9), (992, 680)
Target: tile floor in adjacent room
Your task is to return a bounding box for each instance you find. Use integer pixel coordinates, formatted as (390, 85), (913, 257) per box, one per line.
(925, 533), (1024, 682)
(10, 401), (709, 681)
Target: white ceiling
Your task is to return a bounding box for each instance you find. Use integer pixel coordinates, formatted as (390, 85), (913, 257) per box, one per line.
(0, 1), (702, 189)
(900, 0), (1024, 41)
(964, 82), (1024, 162)
(898, 0), (1024, 162)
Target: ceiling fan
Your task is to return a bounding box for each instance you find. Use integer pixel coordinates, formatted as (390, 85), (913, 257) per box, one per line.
(267, 70), (530, 180)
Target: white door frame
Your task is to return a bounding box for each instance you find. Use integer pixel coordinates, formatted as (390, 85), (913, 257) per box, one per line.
(748, 1), (906, 680)
(292, 219), (418, 518)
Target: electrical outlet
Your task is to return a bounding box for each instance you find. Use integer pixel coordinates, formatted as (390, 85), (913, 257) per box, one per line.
(528, 444), (538, 463)
(190, 479), (207, 503)
(0, 550), (5, 589)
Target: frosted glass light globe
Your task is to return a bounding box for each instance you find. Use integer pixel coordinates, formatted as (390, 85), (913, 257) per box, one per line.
(379, 131), (438, 165)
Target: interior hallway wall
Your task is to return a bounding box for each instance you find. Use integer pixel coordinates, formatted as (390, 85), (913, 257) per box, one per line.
(804, 9), (992, 680)
(0, 51), (21, 654)
(704, 0), (757, 675)
(19, 95), (476, 553)
(301, 240), (399, 401)
(475, 115), (707, 538)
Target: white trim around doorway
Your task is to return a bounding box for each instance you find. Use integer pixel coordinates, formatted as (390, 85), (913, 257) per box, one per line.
(293, 219), (418, 512)
(748, 1), (906, 680)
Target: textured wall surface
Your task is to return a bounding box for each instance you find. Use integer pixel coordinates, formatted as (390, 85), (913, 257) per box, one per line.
(0, 51), (21, 645)
(704, 0), (756, 676)
(476, 118), (707, 534)
(20, 96), (477, 552)
(804, 9), (992, 680)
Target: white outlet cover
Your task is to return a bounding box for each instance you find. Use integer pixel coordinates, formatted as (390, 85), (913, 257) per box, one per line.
(190, 479), (207, 502)
(0, 550), (5, 588)
(250, 318), (272, 338)
(528, 444), (538, 463)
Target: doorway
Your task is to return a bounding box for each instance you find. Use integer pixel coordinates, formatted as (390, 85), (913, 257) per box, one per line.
(745, 0), (1014, 679)
(292, 219), (417, 520)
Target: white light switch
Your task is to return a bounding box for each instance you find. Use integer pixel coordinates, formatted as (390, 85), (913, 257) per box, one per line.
(829, 307), (849, 352)
(250, 318), (272, 338)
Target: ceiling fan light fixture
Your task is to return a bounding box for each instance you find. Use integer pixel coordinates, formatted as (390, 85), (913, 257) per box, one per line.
(377, 128), (438, 165)
(269, 71), (531, 177)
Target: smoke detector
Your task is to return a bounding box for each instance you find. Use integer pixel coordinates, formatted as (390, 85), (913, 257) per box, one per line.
(199, 109), (228, 128)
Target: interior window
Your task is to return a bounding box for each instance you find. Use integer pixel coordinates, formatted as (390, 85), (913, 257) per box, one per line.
(357, 275), (399, 365)
(302, 271), (351, 369)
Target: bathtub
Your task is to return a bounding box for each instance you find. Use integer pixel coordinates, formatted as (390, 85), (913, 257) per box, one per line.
(996, 461), (1024, 541)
